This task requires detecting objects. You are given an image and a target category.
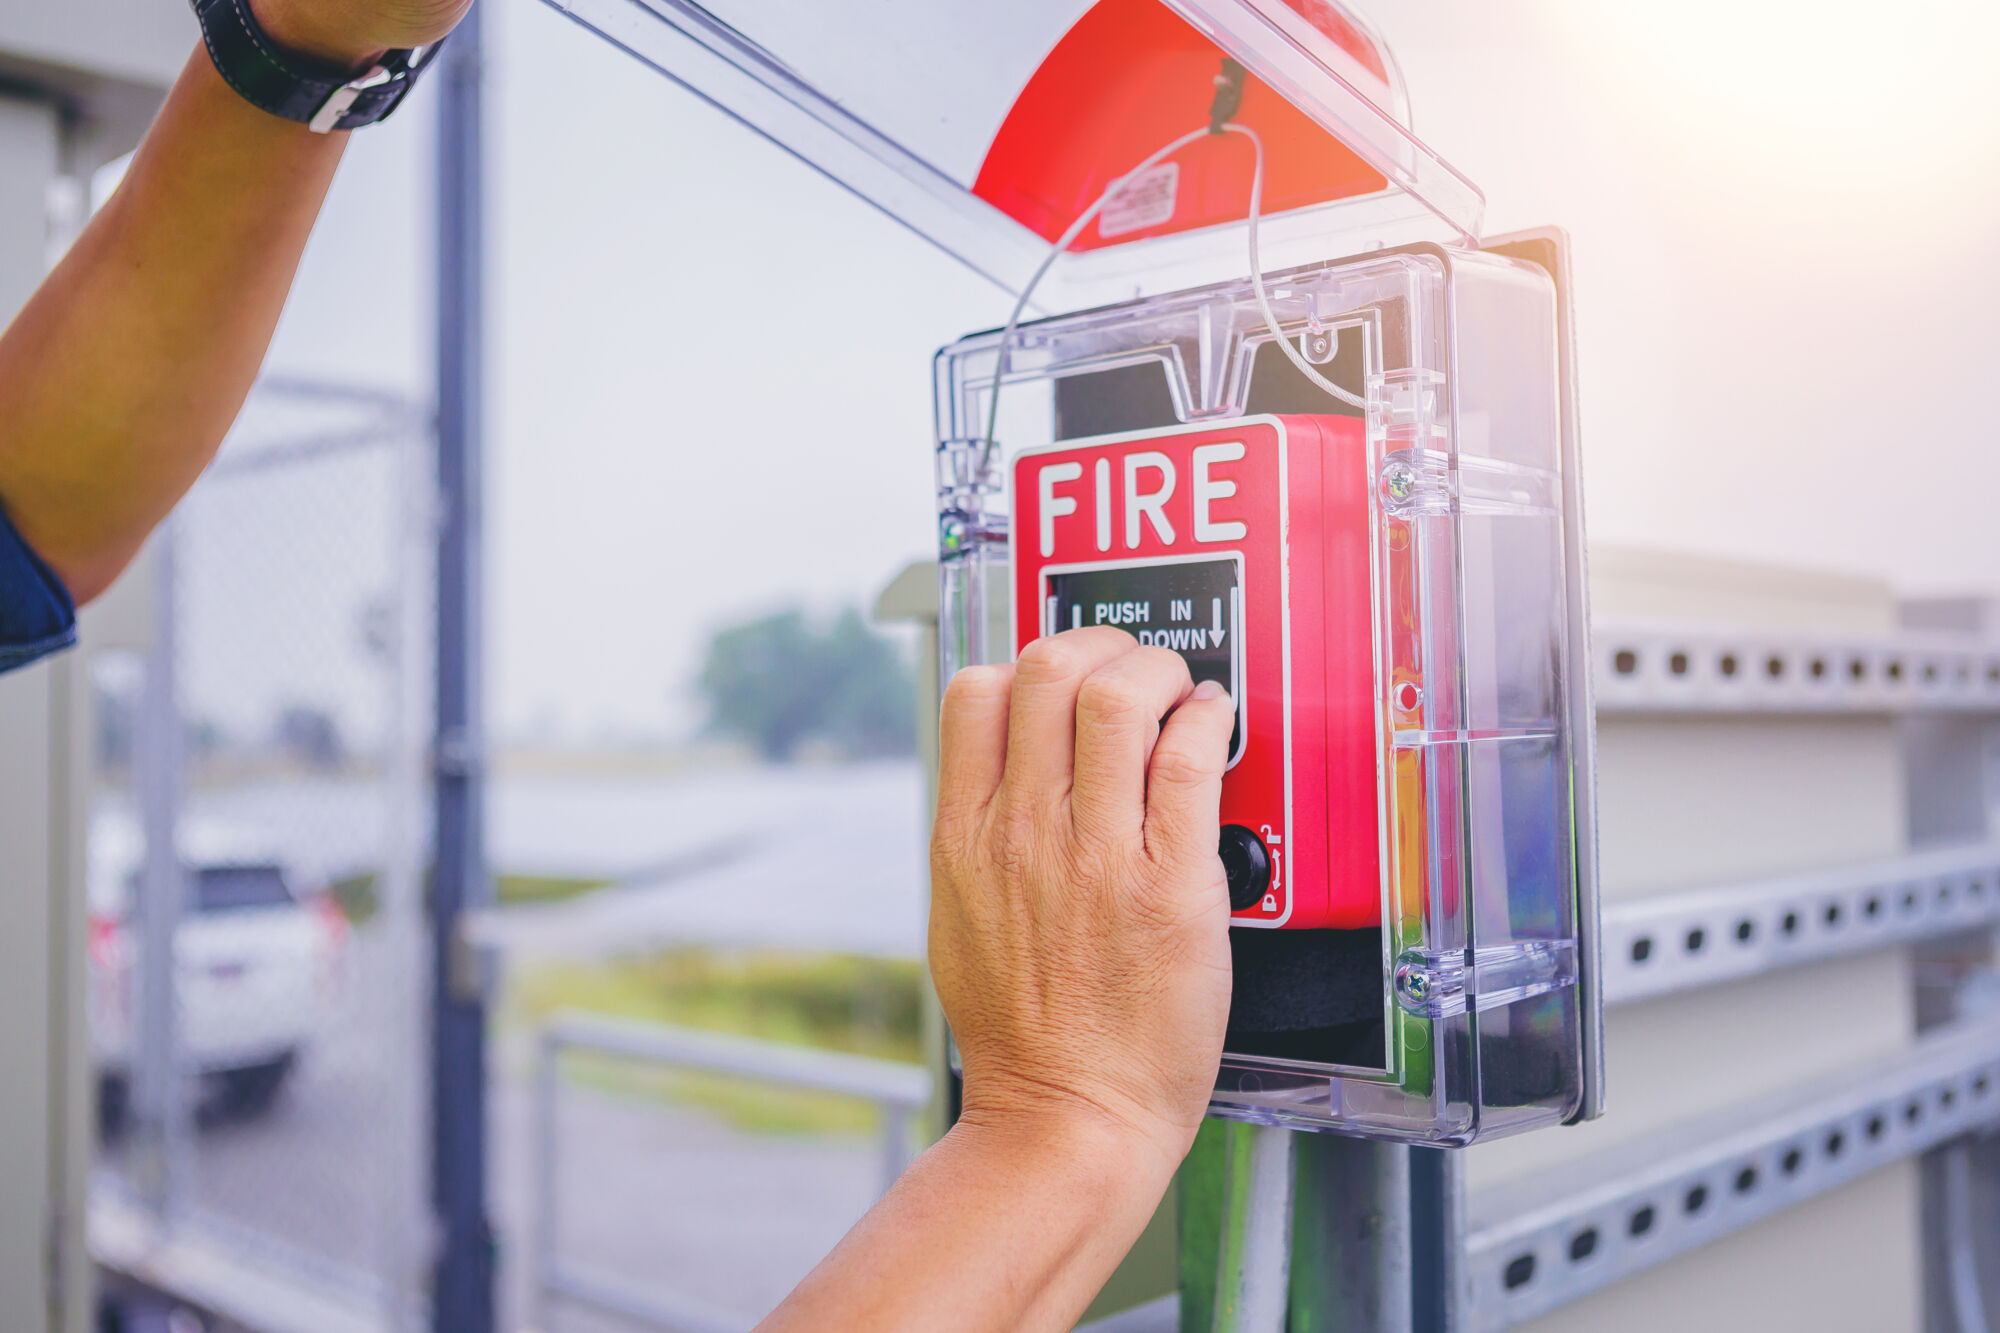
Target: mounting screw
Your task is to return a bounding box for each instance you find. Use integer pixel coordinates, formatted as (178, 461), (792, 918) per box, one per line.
(1302, 324), (1338, 365)
(1396, 964), (1431, 1005)
(939, 512), (970, 554)
(1382, 460), (1418, 504)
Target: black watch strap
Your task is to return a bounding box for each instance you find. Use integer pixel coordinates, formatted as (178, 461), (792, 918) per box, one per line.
(192, 0), (444, 133)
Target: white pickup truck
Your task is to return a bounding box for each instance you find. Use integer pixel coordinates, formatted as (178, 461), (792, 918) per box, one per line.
(89, 817), (346, 1130)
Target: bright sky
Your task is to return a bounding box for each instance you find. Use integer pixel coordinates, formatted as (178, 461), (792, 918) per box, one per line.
(256, 0), (2000, 745)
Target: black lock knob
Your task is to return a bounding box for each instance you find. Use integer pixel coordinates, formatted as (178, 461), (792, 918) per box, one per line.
(1218, 824), (1272, 912)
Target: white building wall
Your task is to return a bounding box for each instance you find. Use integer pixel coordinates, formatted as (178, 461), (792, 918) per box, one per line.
(1470, 549), (1925, 1332)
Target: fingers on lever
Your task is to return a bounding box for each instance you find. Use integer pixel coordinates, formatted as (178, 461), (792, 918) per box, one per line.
(1071, 646), (1195, 837)
(1002, 627), (1141, 800)
(937, 664), (1016, 822)
(1144, 680), (1236, 864)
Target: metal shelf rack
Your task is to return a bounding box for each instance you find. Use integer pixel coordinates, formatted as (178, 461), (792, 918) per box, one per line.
(1440, 616), (2000, 1329)
(1465, 1018), (2000, 1330)
(1592, 619), (2000, 714)
(1600, 842), (2000, 1005)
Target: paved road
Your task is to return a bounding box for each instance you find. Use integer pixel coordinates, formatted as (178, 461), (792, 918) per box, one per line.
(94, 927), (423, 1302)
(95, 941), (905, 1331)
(489, 1045), (886, 1331)
(91, 763), (927, 1327)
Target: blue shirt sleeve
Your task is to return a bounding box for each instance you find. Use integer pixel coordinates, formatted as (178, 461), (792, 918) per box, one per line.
(0, 504), (77, 674)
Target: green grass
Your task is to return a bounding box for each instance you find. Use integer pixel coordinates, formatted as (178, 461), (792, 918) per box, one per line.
(508, 947), (927, 1135)
(325, 871), (927, 1135)
(324, 870), (616, 925)
(495, 872), (614, 905)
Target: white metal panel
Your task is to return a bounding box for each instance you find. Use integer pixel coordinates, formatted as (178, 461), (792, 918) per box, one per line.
(1469, 547), (1923, 1333)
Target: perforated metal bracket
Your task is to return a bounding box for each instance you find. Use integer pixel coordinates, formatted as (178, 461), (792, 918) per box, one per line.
(1602, 842), (2000, 1005)
(1464, 1016), (2000, 1331)
(1593, 619), (2000, 713)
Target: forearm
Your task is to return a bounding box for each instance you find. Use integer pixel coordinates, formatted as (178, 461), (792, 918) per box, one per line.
(758, 1109), (1182, 1333)
(0, 47), (347, 602)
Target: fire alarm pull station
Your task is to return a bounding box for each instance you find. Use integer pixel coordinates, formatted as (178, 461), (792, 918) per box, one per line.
(550, 0), (1602, 1145)
(1013, 416), (1378, 931)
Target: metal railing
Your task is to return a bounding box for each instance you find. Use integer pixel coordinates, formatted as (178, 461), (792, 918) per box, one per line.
(531, 1010), (934, 1333)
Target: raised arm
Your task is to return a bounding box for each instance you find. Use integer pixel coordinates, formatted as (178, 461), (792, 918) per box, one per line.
(0, 0), (468, 603)
(760, 628), (1238, 1333)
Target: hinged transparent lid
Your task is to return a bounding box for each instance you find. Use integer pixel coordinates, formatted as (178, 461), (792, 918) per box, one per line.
(545, 0), (1487, 311)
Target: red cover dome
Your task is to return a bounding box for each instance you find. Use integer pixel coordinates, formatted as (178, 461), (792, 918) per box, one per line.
(973, 0), (1392, 251)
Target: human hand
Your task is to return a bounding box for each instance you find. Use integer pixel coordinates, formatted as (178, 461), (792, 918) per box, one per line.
(252, 0), (473, 71)
(928, 628), (1237, 1171)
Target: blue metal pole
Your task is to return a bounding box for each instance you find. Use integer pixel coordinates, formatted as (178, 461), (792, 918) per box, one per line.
(432, 6), (493, 1330)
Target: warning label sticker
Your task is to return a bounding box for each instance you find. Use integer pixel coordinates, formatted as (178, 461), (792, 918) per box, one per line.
(1097, 161), (1180, 239)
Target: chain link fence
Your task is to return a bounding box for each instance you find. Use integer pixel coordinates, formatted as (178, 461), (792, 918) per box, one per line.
(88, 379), (434, 1332)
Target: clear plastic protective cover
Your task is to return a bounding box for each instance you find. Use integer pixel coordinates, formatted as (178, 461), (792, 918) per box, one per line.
(542, 0), (1484, 310)
(937, 246), (1588, 1144)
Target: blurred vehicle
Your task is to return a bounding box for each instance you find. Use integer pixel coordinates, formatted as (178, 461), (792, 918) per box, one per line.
(89, 815), (348, 1131)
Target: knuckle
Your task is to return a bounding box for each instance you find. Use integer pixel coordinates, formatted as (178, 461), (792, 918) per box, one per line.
(1135, 644), (1193, 684)
(1147, 744), (1213, 791)
(989, 813), (1044, 884)
(1125, 877), (1192, 932)
(1076, 673), (1148, 724)
(1070, 802), (1141, 859)
(986, 789), (1044, 856)
(929, 826), (977, 885)
(1014, 635), (1084, 684)
(942, 663), (1012, 712)
(930, 799), (973, 850)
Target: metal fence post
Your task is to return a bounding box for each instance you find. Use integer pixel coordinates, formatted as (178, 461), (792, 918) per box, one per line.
(383, 417), (439, 1333)
(432, 5), (493, 1330)
(131, 522), (185, 1221)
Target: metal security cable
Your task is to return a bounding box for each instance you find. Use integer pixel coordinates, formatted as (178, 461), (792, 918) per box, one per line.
(980, 109), (1364, 473)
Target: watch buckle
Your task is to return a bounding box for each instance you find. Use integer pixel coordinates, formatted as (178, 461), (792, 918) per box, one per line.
(308, 61), (398, 134)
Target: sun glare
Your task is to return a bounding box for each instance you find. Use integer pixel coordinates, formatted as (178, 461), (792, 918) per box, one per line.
(1548, 0), (2000, 194)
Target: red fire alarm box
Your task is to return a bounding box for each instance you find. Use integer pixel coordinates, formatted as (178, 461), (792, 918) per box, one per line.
(1011, 416), (1379, 930)
(549, 0), (1604, 1145)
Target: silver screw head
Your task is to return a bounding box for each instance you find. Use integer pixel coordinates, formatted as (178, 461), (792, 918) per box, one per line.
(1382, 460), (1417, 503)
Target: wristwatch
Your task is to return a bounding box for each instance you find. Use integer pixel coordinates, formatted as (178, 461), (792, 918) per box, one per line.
(191, 0), (445, 134)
